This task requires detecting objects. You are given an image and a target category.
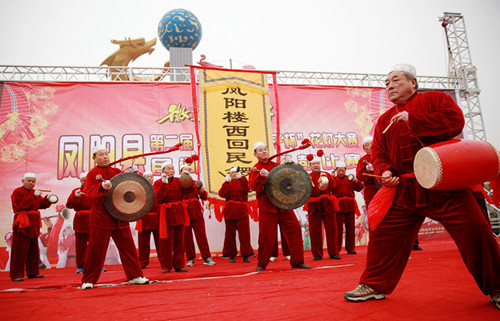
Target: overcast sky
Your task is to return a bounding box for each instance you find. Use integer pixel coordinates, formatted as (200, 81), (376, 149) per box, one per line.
(1, 0), (499, 146)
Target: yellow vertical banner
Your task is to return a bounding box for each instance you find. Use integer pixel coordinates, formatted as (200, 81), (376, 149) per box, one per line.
(199, 69), (273, 200)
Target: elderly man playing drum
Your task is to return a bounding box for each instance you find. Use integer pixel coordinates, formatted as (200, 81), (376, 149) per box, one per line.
(81, 145), (148, 289)
(10, 173), (56, 281)
(344, 64), (500, 310)
(249, 142), (311, 271)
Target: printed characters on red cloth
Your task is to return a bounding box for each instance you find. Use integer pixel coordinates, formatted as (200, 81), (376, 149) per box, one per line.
(153, 162), (188, 273)
(249, 142), (310, 270)
(218, 167), (252, 263)
(10, 172), (54, 281)
(345, 65), (500, 304)
(81, 145), (147, 289)
(181, 165), (215, 266)
(135, 171), (164, 269)
(65, 172), (92, 272)
(332, 162), (364, 255)
(305, 156), (341, 260)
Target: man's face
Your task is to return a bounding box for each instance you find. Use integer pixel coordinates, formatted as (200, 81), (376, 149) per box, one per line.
(163, 164), (175, 177)
(93, 150), (110, 167)
(181, 166), (191, 175)
(144, 173), (154, 184)
(363, 141), (372, 155)
(310, 161), (321, 173)
(254, 146), (269, 162)
(337, 167), (346, 178)
(229, 171), (238, 180)
(385, 71), (417, 104)
(22, 177), (36, 190)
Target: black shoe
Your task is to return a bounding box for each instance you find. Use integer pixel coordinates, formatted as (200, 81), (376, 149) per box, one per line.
(141, 266), (146, 269)
(250, 252), (256, 257)
(221, 255), (229, 259)
(313, 256), (323, 261)
(175, 267), (188, 272)
(27, 274), (44, 279)
(330, 254), (341, 260)
(413, 245), (423, 251)
(243, 257), (251, 263)
(347, 250), (357, 255)
(256, 266), (266, 271)
(291, 263), (311, 269)
(229, 257), (236, 263)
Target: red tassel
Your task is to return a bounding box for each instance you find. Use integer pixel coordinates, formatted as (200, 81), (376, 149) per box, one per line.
(367, 186), (397, 231)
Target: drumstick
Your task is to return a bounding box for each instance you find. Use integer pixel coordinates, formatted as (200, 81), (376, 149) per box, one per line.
(39, 189), (51, 192)
(362, 173), (384, 179)
(382, 119), (395, 134)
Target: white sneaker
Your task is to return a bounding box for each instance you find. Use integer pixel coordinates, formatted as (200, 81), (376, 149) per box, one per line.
(285, 255), (291, 260)
(269, 256), (277, 262)
(203, 257), (216, 266)
(128, 276), (149, 285)
(187, 260), (195, 267)
(82, 282), (93, 289)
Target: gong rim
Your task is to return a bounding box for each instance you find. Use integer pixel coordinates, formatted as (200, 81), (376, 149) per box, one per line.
(104, 172), (155, 222)
(265, 163), (312, 210)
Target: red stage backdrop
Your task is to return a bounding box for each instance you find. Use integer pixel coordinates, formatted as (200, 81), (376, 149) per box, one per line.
(0, 81), (457, 268)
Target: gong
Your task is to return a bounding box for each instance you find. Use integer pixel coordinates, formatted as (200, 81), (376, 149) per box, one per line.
(265, 163), (312, 210)
(104, 172), (155, 222)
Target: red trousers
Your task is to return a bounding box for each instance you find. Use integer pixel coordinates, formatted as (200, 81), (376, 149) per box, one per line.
(361, 189), (500, 295)
(258, 209), (304, 268)
(138, 228), (163, 268)
(309, 213), (339, 258)
(75, 232), (89, 269)
(224, 216), (252, 258)
(336, 211), (356, 252)
(82, 226), (143, 284)
(159, 225), (185, 271)
(185, 217), (211, 261)
(10, 229), (40, 280)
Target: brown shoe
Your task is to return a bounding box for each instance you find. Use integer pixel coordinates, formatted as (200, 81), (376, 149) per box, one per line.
(490, 294), (500, 310)
(13, 278), (24, 282)
(161, 269), (170, 273)
(344, 283), (385, 302)
(175, 267), (188, 272)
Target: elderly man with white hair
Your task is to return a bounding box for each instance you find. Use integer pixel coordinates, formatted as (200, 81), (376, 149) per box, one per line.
(81, 145), (148, 289)
(10, 172), (55, 282)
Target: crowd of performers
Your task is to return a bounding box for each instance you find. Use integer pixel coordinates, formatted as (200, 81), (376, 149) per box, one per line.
(6, 64), (500, 310)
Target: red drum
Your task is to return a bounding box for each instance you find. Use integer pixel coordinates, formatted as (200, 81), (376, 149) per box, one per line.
(414, 139), (500, 190)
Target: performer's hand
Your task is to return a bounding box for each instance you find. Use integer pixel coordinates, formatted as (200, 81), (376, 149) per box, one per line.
(318, 176), (328, 191)
(366, 163), (374, 172)
(102, 180), (112, 190)
(281, 155), (294, 164)
(34, 189), (42, 196)
(381, 170), (399, 187)
(391, 111), (409, 125)
(75, 189), (82, 197)
(236, 172), (242, 179)
(161, 175), (167, 184)
(225, 175), (230, 182)
(130, 165), (139, 173)
(260, 168), (269, 177)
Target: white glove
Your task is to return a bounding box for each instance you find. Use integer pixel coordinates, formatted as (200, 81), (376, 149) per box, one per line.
(34, 189), (42, 196)
(281, 155), (293, 164)
(130, 165), (139, 173)
(161, 175), (167, 183)
(75, 189), (82, 197)
(225, 175), (230, 182)
(366, 163), (374, 172)
(236, 172), (242, 179)
(260, 168), (269, 177)
(102, 180), (112, 190)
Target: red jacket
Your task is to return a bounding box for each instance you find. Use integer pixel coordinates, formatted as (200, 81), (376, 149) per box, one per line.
(183, 183), (208, 221)
(307, 171), (337, 216)
(154, 177), (186, 226)
(11, 186), (52, 238)
(218, 176), (250, 220)
(332, 176), (364, 213)
(66, 186), (91, 233)
(248, 160), (279, 213)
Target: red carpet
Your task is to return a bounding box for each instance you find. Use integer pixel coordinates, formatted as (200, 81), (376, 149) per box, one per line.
(1, 237), (498, 320)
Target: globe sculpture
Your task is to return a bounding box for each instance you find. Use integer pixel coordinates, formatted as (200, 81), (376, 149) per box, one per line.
(158, 8), (202, 51)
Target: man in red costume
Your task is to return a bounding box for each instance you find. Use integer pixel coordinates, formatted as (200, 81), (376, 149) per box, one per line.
(333, 163), (364, 255)
(135, 171), (163, 269)
(249, 142), (310, 271)
(218, 167), (252, 263)
(181, 165), (216, 266)
(344, 64), (500, 310)
(66, 172), (92, 273)
(81, 145), (148, 289)
(154, 163), (188, 273)
(356, 136), (379, 207)
(306, 156), (340, 261)
(10, 173), (55, 281)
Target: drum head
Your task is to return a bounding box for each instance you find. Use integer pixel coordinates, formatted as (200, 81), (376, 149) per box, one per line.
(104, 172), (154, 222)
(414, 146), (442, 189)
(179, 173), (194, 189)
(265, 163), (312, 210)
